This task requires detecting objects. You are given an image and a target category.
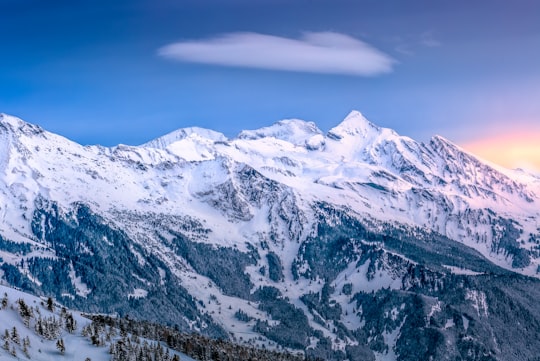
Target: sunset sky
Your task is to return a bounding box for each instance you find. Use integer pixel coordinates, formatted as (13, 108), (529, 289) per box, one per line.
(462, 132), (540, 171)
(1, 0), (539, 170)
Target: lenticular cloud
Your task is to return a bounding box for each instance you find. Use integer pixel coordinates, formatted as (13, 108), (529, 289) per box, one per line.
(158, 32), (395, 76)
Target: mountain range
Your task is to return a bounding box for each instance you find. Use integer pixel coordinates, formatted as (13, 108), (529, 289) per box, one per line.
(1, 111), (540, 361)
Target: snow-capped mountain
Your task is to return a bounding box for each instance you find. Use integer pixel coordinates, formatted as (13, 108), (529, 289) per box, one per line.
(1, 111), (540, 361)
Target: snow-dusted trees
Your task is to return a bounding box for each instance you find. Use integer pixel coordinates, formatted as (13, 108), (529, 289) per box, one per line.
(82, 321), (107, 346)
(22, 336), (30, 358)
(87, 315), (307, 361)
(34, 315), (62, 340)
(17, 298), (34, 327)
(2, 326), (30, 359)
(64, 311), (77, 333)
(11, 327), (20, 345)
(109, 338), (178, 361)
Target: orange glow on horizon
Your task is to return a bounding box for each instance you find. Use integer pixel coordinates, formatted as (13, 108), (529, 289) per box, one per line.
(460, 131), (540, 171)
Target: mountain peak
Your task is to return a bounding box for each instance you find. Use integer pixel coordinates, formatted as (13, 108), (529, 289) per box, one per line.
(431, 134), (454, 144)
(237, 118), (323, 146)
(327, 110), (379, 140)
(0, 113), (22, 128)
(429, 134), (467, 156)
(0, 113), (45, 137)
(142, 126), (228, 149)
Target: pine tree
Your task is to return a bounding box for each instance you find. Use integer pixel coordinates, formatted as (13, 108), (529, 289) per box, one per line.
(17, 298), (33, 327)
(11, 326), (20, 345)
(91, 333), (99, 346)
(1, 293), (7, 309)
(23, 336), (31, 348)
(35, 317), (44, 337)
(56, 338), (65, 354)
(65, 313), (77, 333)
(23, 340), (30, 358)
(82, 324), (91, 337)
(47, 297), (55, 312)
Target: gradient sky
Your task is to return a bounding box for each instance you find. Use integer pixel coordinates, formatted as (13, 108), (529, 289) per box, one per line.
(1, 0), (539, 169)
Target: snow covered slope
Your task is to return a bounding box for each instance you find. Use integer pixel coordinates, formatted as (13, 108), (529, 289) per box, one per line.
(0, 284), (194, 361)
(1, 111), (540, 361)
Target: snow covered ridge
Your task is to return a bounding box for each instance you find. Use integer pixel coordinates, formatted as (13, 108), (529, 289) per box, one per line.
(1, 111), (540, 360)
(0, 110), (538, 274)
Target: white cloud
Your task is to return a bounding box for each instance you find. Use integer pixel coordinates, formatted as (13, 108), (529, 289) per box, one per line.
(158, 32), (396, 76)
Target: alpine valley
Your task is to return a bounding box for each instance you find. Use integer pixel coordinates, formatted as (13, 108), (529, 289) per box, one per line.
(1, 111), (540, 361)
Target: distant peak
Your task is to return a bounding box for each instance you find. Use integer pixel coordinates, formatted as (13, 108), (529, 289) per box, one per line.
(431, 134), (451, 142)
(142, 126), (228, 149)
(0, 113), (21, 127)
(429, 134), (461, 151)
(428, 135), (493, 168)
(327, 110), (379, 140)
(276, 118), (322, 131)
(345, 110), (365, 119)
(0, 113), (44, 136)
(237, 118), (323, 146)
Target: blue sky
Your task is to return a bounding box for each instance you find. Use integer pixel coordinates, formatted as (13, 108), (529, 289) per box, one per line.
(1, 0), (539, 162)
